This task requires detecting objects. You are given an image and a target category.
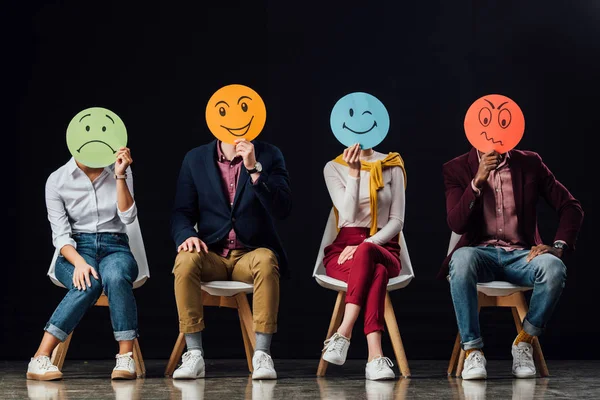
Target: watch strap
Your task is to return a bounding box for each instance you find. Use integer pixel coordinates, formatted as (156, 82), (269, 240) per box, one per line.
(115, 173), (127, 180)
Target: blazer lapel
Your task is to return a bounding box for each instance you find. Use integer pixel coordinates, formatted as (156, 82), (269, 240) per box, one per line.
(203, 140), (228, 209)
(468, 147), (479, 178)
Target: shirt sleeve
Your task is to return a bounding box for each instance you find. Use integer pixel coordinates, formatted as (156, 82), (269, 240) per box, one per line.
(117, 166), (137, 224)
(365, 167), (405, 245)
(324, 162), (360, 224)
(45, 175), (76, 251)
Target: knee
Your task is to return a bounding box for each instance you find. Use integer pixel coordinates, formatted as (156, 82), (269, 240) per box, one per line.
(173, 251), (202, 279)
(449, 248), (478, 281)
(252, 248), (279, 278)
(81, 277), (103, 298)
(101, 270), (132, 290)
(373, 264), (389, 281)
(354, 242), (378, 260)
(535, 254), (567, 285)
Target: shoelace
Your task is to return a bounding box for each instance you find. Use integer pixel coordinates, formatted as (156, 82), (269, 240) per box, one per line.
(115, 353), (132, 369)
(514, 347), (534, 369)
(469, 353), (485, 369)
(372, 356), (394, 371)
(181, 351), (202, 367)
(255, 352), (272, 370)
(37, 356), (56, 371)
(322, 333), (347, 354)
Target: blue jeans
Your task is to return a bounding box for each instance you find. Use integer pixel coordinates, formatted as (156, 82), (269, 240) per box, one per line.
(45, 233), (139, 342)
(449, 246), (566, 350)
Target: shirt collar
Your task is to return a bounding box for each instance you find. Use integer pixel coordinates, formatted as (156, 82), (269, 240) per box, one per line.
(216, 140), (242, 164)
(67, 157), (114, 176)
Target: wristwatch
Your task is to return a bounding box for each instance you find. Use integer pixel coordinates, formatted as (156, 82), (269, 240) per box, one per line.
(247, 162), (263, 174)
(553, 241), (567, 251)
(114, 173), (127, 180)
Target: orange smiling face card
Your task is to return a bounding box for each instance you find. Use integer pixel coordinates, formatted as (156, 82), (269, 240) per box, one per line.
(205, 84), (267, 144)
(464, 94), (525, 154)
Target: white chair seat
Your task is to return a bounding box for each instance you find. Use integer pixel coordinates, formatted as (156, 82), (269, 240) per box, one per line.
(476, 281), (531, 297)
(201, 281), (254, 297)
(314, 274), (413, 292)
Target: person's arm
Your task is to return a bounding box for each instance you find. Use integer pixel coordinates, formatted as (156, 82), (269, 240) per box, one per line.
(249, 146), (292, 220)
(171, 154), (200, 248)
(444, 151), (500, 233)
(536, 154), (584, 249)
(45, 176), (98, 290)
(324, 163), (360, 223)
(365, 168), (405, 245)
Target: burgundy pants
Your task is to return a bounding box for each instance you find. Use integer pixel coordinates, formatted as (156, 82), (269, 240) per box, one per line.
(323, 227), (402, 335)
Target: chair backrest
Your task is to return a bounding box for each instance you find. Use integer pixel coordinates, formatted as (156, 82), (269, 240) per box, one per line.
(47, 218), (150, 289)
(313, 209), (415, 279)
(447, 232), (462, 256)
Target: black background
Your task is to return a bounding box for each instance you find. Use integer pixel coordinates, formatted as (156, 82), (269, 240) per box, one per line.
(5, 1), (599, 361)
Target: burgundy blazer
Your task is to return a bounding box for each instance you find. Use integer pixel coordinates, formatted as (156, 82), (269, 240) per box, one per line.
(439, 148), (584, 279)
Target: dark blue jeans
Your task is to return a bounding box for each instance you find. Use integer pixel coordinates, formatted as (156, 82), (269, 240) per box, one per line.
(449, 246), (567, 350)
(45, 233), (139, 342)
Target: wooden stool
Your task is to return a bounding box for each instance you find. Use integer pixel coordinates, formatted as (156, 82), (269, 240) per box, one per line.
(50, 294), (146, 378)
(164, 290), (255, 376)
(447, 291), (549, 378)
(316, 292), (411, 378)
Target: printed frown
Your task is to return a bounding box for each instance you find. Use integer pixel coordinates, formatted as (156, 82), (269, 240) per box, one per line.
(66, 107), (127, 168)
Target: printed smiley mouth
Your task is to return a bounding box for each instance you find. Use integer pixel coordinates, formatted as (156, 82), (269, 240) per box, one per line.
(342, 121), (378, 135)
(77, 140), (117, 154)
(481, 131), (504, 146)
(220, 116), (254, 137)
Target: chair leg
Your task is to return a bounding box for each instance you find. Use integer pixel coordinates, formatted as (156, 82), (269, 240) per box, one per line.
(513, 293), (550, 377)
(165, 333), (186, 377)
(455, 348), (466, 378)
(383, 292), (411, 378)
(235, 293), (256, 347)
(237, 294), (255, 373)
(51, 332), (73, 371)
(448, 333), (461, 376)
(317, 291), (346, 377)
(132, 338), (146, 378)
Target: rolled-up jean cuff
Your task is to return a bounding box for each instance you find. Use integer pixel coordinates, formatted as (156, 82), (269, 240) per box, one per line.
(523, 319), (543, 337)
(462, 337), (484, 351)
(44, 323), (69, 342)
(114, 329), (138, 341)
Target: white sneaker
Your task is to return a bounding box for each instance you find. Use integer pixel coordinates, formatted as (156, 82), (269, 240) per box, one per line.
(512, 342), (536, 378)
(462, 351), (487, 380)
(252, 350), (277, 380)
(111, 352), (136, 380)
(322, 333), (350, 366)
(365, 356), (395, 381)
(173, 350), (205, 379)
(26, 355), (63, 381)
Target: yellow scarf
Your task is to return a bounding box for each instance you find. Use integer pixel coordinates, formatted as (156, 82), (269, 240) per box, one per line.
(332, 152), (407, 236)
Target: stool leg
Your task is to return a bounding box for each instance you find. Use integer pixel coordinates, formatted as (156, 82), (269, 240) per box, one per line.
(133, 338), (146, 378)
(165, 333), (186, 377)
(448, 333), (461, 376)
(51, 332), (73, 371)
(384, 293), (411, 378)
(317, 291), (346, 377)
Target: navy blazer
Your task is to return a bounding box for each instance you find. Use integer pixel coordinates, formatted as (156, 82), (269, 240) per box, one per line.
(171, 140), (292, 276)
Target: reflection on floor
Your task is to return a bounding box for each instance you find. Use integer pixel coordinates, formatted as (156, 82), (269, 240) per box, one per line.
(2, 359), (600, 399)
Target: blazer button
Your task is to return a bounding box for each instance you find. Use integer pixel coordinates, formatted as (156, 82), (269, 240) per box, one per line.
(232, 217), (236, 222)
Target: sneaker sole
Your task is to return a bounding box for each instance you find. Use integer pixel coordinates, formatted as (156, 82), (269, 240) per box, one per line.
(26, 372), (63, 381)
(322, 354), (345, 366)
(173, 371), (205, 380)
(111, 370), (137, 380)
(462, 372), (487, 380)
(252, 372), (277, 380)
(512, 371), (536, 379)
(365, 374), (395, 381)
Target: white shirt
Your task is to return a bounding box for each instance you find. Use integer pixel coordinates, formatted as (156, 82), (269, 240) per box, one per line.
(324, 151), (405, 246)
(45, 158), (137, 251)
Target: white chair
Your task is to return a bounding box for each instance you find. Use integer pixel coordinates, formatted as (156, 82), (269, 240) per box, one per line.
(47, 218), (150, 378)
(446, 232), (549, 377)
(164, 277), (256, 376)
(313, 209), (415, 377)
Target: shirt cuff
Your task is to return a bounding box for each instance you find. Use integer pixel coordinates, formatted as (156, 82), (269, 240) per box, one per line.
(117, 201), (138, 224)
(471, 180), (482, 197)
(54, 234), (77, 251)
